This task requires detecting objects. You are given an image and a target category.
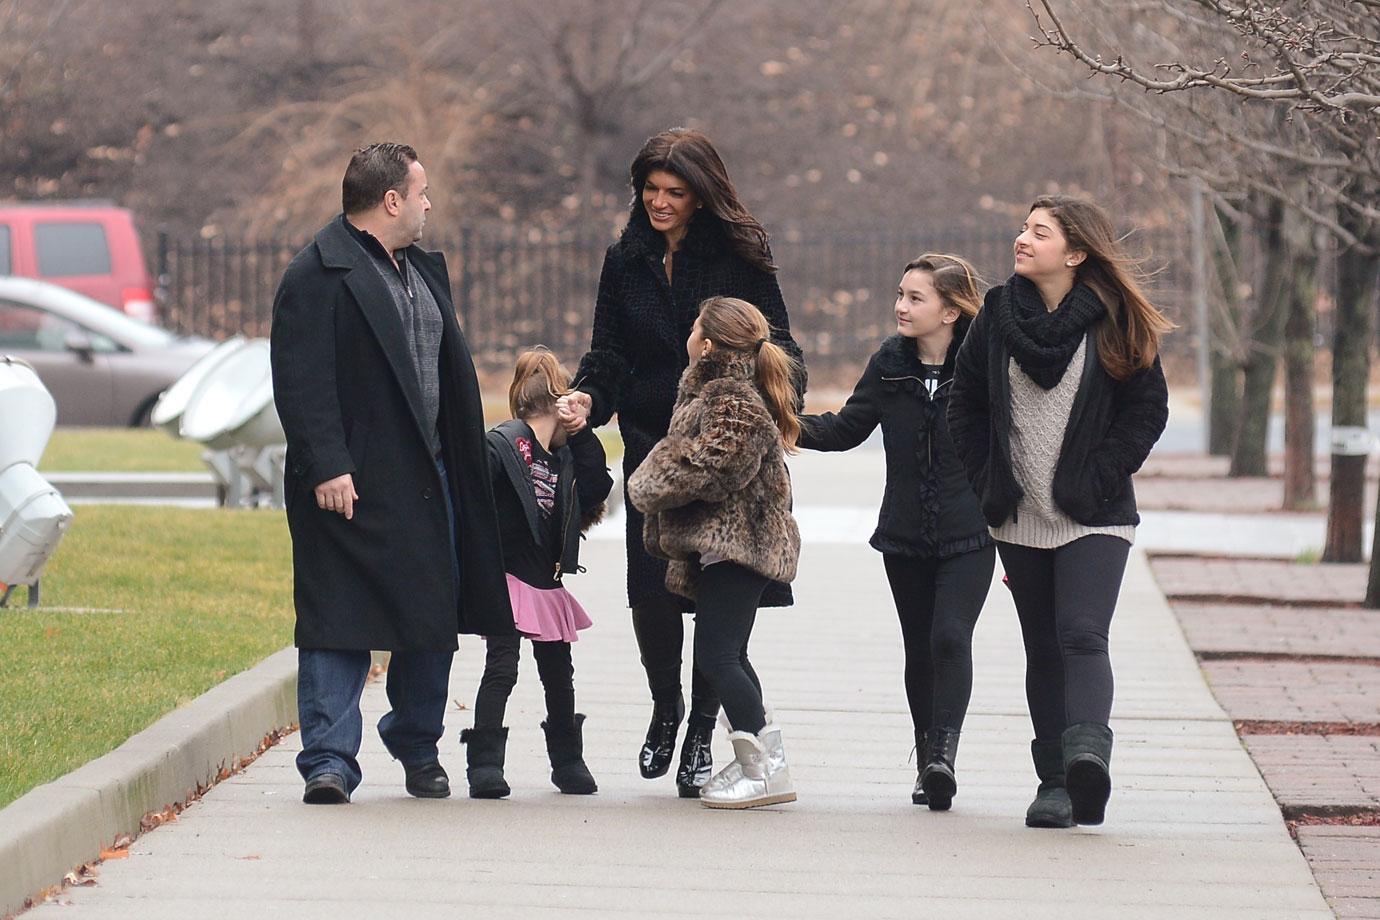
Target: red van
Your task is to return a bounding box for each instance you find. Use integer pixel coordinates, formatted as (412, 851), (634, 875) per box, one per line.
(0, 203), (157, 323)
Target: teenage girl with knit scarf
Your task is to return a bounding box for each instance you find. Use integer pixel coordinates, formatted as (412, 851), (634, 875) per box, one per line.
(948, 196), (1172, 828)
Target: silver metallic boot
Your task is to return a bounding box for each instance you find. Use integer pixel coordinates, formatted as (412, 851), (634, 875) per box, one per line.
(700, 724), (797, 809)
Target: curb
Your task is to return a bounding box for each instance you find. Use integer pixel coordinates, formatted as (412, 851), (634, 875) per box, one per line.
(45, 471), (219, 501)
(0, 646), (299, 917)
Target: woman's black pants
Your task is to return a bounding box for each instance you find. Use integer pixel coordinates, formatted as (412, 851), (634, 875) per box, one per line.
(996, 535), (1131, 741)
(473, 635), (575, 730)
(632, 598), (720, 719)
(882, 545), (995, 735)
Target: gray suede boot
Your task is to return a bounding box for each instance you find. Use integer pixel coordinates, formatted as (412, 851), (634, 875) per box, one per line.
(1063, 722), (1114, 825)
(1026, 739), (1073, 828)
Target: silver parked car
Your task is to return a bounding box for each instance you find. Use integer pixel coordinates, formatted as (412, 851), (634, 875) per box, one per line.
(0, 277), (215, 426)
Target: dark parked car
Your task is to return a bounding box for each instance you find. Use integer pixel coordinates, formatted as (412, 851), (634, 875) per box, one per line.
(0, 277), (213, 426)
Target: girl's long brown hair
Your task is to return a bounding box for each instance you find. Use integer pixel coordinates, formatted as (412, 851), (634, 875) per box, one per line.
(508, 346), (572, 419)
(631, 128), (775, 273)
(1029, 195), (1175, 380)
(697, 296), (801, 453)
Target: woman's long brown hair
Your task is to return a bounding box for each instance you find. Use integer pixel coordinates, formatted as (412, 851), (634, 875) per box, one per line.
(1030, 195), (1175, 380)
(697, 296), (801, 453)
(631, 128), (775, 273)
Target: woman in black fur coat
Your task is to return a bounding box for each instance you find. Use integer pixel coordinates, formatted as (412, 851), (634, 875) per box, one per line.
(948, 195), (1172, 829)
(798, 254), (994, 811)
(559, 129), (805, 798)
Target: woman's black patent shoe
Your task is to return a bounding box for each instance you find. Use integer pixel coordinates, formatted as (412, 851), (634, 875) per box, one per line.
(639, 696), (685, 779)
(675, 713), (716, 797)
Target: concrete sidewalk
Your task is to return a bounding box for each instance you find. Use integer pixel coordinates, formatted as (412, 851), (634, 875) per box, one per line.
(27, 452), (1330, 919)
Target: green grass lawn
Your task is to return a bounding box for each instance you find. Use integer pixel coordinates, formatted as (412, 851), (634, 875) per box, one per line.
(39, 425), (623, 472)
(41, 428), (206, 473)
(0, 505), (294, 809)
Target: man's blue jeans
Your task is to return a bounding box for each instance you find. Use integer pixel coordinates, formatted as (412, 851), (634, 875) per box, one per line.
(295, 457), (461, 792)
(295, 648), (454, 791)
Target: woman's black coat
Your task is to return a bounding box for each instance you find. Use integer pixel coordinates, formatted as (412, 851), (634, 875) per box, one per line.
(575, 210), (805, 610)
(486, 420), (614, 590)
(270, 215), (513, 650)
(798, 322), (990, 559)
(946, 285), (1169, 528)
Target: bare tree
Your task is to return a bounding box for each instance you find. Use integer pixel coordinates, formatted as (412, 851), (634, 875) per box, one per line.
(1027, 0), (1380, 582)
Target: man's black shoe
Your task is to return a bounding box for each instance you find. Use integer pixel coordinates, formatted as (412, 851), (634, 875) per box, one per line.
(302, 772), (350, 804)
(404, 760), (451, 798)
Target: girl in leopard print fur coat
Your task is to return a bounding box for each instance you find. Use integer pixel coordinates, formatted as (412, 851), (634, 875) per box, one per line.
(627, 295), (801, 810)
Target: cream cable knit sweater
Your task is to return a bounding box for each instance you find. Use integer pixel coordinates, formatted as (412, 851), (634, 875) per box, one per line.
(990, 340), (1136, 549)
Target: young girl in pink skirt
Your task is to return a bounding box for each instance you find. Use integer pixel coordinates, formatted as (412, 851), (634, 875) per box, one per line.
(459, 347), (614, 798)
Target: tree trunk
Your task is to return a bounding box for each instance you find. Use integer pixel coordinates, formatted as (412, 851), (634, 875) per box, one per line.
(1322, 218), (1379, 563)
(1208, 207), (1246, 456)
(1281, 253), (1318, 509)
(1230, 200), (1290, 478)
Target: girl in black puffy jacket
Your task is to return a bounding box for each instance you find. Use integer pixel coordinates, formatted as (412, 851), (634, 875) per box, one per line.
(798, 253), (993, 811)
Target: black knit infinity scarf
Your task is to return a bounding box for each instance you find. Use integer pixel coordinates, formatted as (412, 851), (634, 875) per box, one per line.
(994, 275), (1106, 389)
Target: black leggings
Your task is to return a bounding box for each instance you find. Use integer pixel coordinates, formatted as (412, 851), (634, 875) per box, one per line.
(997, 535), (1131, 740)
(692, 562), (769, 735)
(473, 634), (575, 730)
(882, 545), (995, 735)
(632, 598), (720, 718)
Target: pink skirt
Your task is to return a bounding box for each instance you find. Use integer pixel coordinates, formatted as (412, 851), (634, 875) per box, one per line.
(507, 574), (593, 642)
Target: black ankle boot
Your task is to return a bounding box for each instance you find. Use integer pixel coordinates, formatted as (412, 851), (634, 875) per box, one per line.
(919, 727), (960, 811)
(459, 726), (510, 799)
(1026, 738), (1073, 828)
(1063, 722), (1113, 825)
(675, 713), (716, 798)
(543, 713), (598, 795)
(639, 696), (684, 779)
(911, 729), (929, 805)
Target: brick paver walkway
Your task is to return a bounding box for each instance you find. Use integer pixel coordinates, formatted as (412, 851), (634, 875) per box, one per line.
(1151, 557), (1369, 606)
(1174, 604), (1380, 658)
(1201, 660), (1380, 723)
(1242, 734), (1380, 811)
(1296, 827), (1380, 919)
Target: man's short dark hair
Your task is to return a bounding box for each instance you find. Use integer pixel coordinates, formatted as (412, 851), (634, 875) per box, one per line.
(342, 143), (418, 215)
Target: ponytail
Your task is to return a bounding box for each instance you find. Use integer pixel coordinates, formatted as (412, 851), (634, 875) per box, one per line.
(755, 340), (801, 454)
(697, 296), (801, 454)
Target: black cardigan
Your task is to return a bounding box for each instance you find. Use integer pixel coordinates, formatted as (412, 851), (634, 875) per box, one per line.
(799, 323), (990, 558)
(574, 209), (805, 609)
(486, 421), (613, 590)
(946, 286), (1169, 528)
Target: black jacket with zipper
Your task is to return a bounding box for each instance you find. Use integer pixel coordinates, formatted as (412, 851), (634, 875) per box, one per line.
(486, 420), (613, 590)
(946, 286), (1169, 528)
(798, 321), (990, 558)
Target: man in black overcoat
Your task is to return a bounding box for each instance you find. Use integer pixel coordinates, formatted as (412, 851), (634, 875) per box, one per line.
(270, 143), (512, 804)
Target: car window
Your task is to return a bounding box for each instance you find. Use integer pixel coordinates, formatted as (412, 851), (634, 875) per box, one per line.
(0, 225), (10, 275)
(0, 299), (119, 353)
(0, 300), (79, 350)
(35, 222), (112, 277)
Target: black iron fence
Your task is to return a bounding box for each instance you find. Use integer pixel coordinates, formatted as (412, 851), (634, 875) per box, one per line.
(154, 222), (1190, 382)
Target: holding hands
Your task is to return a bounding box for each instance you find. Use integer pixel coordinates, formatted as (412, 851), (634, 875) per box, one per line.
(558, 391), (592, 435)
